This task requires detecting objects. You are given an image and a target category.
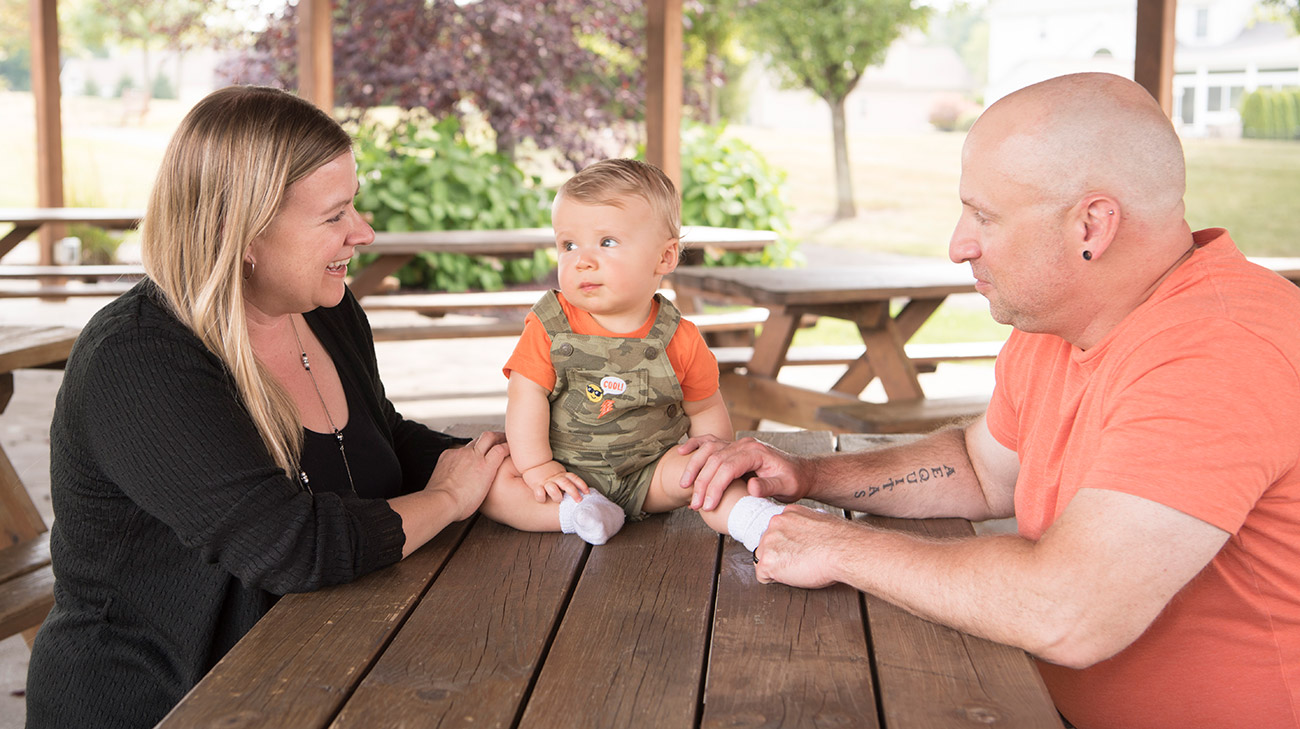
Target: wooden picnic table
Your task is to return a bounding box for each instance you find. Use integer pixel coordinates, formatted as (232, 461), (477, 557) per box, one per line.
(349, 225), (777, 297)
(0, 207), (144, 260)
(0, 324), (78, 543)
(670, 264), (988, 433)
(156, 427), (1063, 729)
(671, 258), (1300, 433)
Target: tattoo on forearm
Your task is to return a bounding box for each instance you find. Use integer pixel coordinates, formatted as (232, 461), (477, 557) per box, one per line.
(853, 465), (956, 499)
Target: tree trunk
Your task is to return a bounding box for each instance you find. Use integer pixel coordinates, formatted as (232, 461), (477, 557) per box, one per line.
(830, 94), (856, 220)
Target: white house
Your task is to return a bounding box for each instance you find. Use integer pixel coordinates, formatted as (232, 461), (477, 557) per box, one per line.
(986, 0), (1300, 137)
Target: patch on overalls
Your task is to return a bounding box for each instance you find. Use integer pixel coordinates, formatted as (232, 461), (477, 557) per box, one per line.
(599, 399), (615, 418)
(600, 376), (627, 396)
(585, 383), (603, 402)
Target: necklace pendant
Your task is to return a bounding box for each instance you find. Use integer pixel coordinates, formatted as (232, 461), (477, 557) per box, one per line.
(334, 429), (344, 446)
(299, 470), (311, 489)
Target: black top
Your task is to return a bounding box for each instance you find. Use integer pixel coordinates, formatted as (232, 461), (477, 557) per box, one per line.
(25, 280), (467, 728)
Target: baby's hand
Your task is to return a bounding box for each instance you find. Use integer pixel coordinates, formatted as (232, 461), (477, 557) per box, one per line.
(522, 461), (589, 503)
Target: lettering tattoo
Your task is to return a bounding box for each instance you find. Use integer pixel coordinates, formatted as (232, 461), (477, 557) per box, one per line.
(853, 464), (956, 500)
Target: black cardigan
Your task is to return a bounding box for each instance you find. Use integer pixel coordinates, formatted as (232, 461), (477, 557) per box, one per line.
(25, 280), (466, 728)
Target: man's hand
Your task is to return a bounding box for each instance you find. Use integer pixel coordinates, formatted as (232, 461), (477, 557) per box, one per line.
(677, 435), (810, 511)
(753, 505), (854, 589)
(521, 460), (589, 503)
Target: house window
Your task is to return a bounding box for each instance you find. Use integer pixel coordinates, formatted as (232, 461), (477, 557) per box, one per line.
(1230, 86), (1245, 108)
(1196, 8), (1209, 39)
(1180, 88), (1196, 125)
(1208, 87), (1223, 111)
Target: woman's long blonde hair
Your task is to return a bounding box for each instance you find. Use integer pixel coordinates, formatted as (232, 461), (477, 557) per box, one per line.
(140, 85), (353, 479)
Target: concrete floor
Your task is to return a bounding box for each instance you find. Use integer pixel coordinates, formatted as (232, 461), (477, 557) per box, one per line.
(0, 250), (1001, 727)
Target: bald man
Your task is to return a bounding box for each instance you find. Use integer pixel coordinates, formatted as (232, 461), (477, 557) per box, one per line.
(678, 73), (1300, 729)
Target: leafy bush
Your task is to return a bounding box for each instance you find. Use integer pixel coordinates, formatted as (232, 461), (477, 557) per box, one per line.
(676, 123), (800, 267)
(1240, 88), (1300, 140)
(349, 114), (554, 291)
(151, 73), (176, 100)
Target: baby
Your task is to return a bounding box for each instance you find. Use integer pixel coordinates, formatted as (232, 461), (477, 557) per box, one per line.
(482, 158), (783, 547)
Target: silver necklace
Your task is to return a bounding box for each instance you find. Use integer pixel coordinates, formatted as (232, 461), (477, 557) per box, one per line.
(289, 315), (356, 494)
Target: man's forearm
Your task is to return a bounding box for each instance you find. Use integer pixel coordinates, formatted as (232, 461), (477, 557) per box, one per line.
(805, 428), (1007, 521)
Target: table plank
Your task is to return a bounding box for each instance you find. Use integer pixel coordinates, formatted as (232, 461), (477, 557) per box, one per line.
(155, 518), (475, 729)
(837, 435), (1064, 729)
(703, 430), (882, 729)
(331, 521), (586, 728)
(518, 505), (719, 728)
(0, 325), (79, 374)
(671, 266), (977, 307)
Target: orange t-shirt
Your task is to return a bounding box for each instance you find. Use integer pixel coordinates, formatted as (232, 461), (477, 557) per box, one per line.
(986, 229), (1300, 729)
(503, 292), (719, 402)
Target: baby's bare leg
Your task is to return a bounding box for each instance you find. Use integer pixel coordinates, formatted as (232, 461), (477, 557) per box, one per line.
(641, 449), (751, 534)
(481, 457), (625, 544)
(480, 456), (563, 532)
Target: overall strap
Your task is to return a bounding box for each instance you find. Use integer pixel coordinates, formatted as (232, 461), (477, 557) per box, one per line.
(644, 292), (682, 343)
(531, 290), (572, 337)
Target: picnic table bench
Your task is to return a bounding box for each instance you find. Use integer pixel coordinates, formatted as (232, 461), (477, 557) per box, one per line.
(156, 425), (1064, 729)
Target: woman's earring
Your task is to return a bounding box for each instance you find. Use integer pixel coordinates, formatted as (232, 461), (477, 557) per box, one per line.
(1082, 250), (1093, 261)
(242, 260), (255, 280)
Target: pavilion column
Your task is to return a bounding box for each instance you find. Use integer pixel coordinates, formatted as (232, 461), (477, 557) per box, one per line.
(298, 0), (334, 114)
(1135, 0), (1177, 117)
(30, 0), (64, 264)
(645, 0), (683, 191)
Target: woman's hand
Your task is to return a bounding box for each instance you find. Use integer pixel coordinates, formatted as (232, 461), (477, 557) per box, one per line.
(425, 431), (510, 521)
(521, 460), (589, 503)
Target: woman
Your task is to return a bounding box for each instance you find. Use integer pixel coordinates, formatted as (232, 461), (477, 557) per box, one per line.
(25, 85), (508, 728)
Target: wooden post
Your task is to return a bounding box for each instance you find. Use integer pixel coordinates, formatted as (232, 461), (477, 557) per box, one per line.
(298, 0), (335, 114)
(1134, 0), (1177, 117)
(29, 0), (64, 265)
(645, 0), (683, 191)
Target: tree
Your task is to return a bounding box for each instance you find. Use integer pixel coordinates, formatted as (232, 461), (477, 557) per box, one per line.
(65, 0), (212, 103)
(683, 0), (751, 124)
(1261, 0), (1300, 33)
(739, 0), (928, 219)
(225, 0), (645, 170)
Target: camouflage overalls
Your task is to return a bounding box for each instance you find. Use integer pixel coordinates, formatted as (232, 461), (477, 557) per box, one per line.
(534, 290), (691, 519)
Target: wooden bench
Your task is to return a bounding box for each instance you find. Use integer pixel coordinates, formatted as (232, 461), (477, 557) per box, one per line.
(0, 263), (144, 299)
(816, 395), (990, 434)
(368, 305), (774, 342)
(713, 340), (1004, 374)
(0, 533), (55, 646)
(1, 455), (55, 647)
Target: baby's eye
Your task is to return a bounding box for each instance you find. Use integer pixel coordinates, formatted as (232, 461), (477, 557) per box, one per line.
(600, 237), (619, 248)
(560, 241), (577, 252)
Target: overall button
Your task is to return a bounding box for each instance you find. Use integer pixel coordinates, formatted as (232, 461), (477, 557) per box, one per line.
(558, 343), (574, 356)
(666, 404), (678, 418)
(645, 347), (659, 360)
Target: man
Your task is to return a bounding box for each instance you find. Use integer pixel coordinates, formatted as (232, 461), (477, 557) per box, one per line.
(679, 73), (1300, 729)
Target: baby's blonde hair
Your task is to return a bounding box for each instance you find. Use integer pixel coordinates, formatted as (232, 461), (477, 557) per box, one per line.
(557, 159), (681, 240)
(141, 85), (353, 479)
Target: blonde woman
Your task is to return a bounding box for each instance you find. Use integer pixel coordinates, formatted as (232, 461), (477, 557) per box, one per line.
(26, 85), (508, 728)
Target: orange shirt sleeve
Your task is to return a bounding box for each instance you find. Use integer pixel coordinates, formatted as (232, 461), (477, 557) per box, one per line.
(502, 311), (556, 392)
(667, 318), (720, 402)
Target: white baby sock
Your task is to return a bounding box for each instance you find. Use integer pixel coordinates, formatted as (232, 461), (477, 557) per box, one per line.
(727, 496), (785, 552)
(558, 491), (625, 546)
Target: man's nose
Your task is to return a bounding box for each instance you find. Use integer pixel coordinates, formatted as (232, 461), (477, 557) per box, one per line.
(948, 218), (979, 264)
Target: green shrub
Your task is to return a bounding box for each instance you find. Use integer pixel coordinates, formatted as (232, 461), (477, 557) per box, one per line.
(150, 73), (176, 100)
(1240, 89), (1266, 138)
(674, 123), (800, 267)
(349, 113), (554, 292)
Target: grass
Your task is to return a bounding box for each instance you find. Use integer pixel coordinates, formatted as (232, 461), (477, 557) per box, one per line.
(3, 91), (1297, 347)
